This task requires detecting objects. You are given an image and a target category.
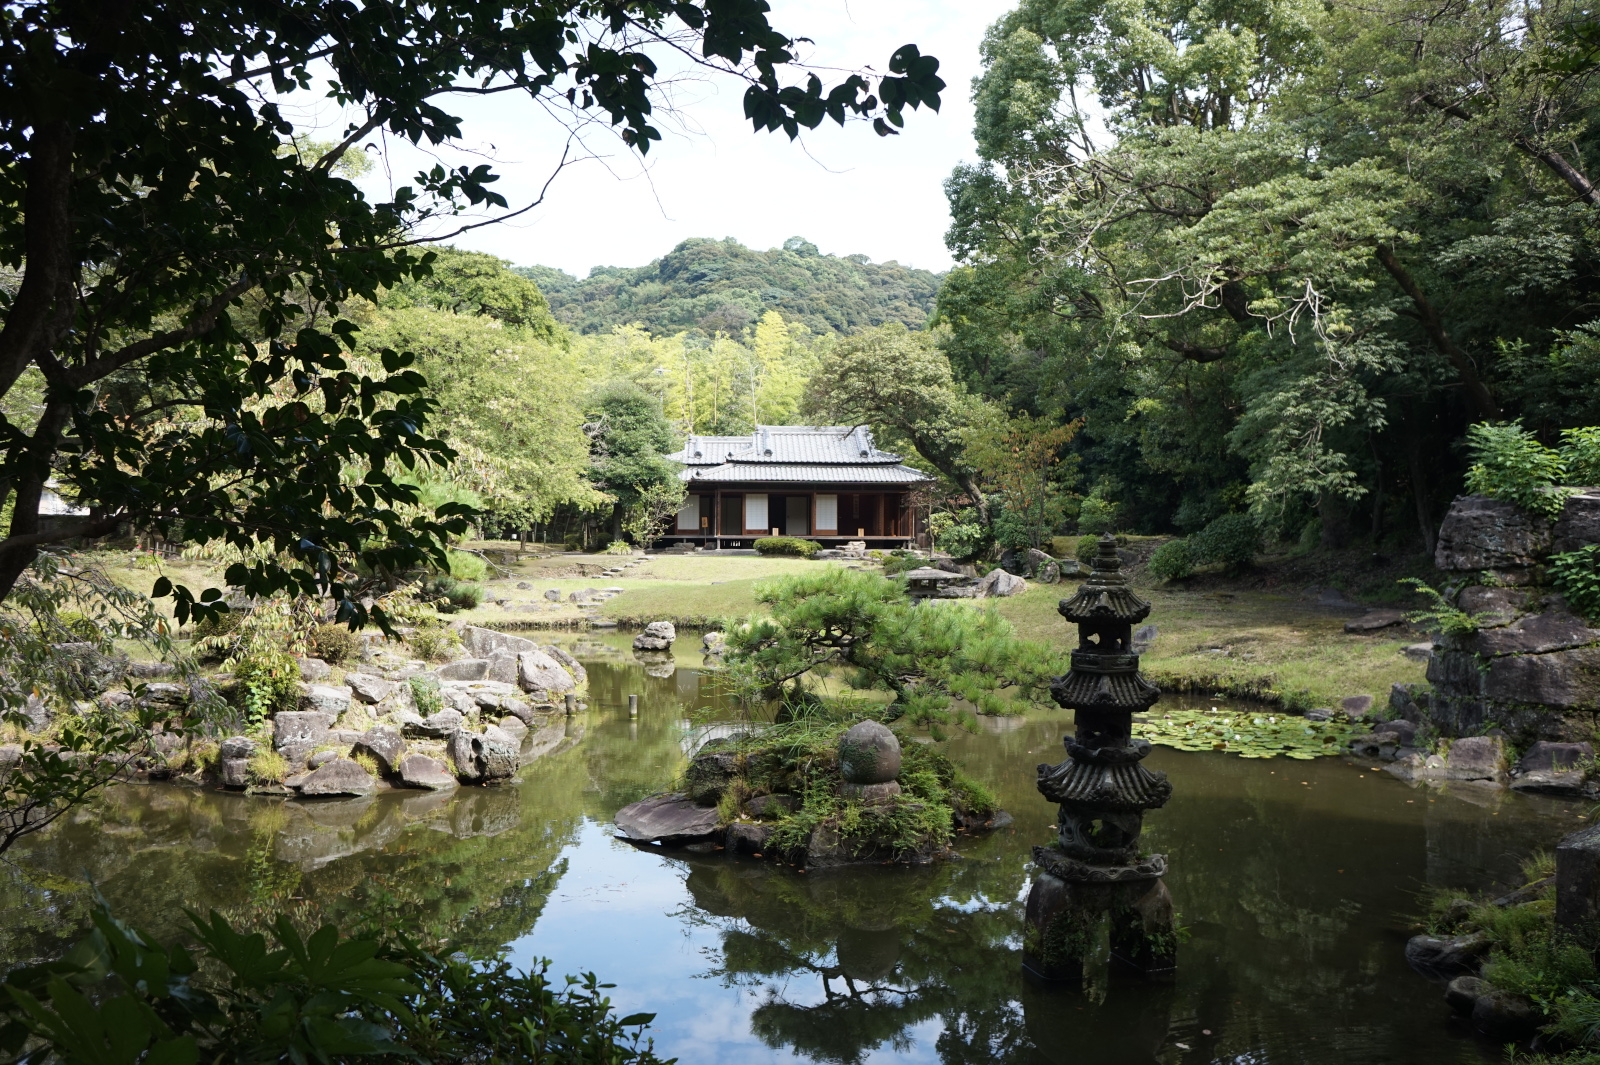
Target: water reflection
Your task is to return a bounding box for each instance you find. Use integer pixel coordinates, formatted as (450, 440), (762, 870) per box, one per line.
(0, 634), (1585, 1065)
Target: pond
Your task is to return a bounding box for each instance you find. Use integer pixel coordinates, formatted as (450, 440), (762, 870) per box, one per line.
(0, 635), (1588, 1065)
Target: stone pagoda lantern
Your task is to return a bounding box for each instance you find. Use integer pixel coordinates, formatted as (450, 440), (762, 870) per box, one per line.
(1023, 534), (1178, 982)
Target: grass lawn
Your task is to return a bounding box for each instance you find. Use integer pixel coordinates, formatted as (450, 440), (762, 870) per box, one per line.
(990, 580), (1424, 710)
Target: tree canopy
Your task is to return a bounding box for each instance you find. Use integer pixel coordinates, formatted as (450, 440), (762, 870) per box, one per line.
(937, 0), (1600, 547)
(0, 0), (944, 624)
(518, 237), (943, 337)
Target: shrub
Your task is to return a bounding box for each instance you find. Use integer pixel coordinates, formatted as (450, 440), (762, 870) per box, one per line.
(408, 622), (461, 662)
(1189, 513), (1260, 572)
(192, 608), (244, 643)
(232, 648), (300, 727)
(879, 550), (922, 577)
(1146, 539), (1194, 582)
(410, 674), (444, 716)
(754, 536), (819, 558)
(306, 621), (360, 664)
(1076, 534), (1099, 563)
(422, 574), (484, 612)
(447, 549), (489, 582)
(1464, 421), (1570, 518)
(1564, 426), (1600, 487)
(604, 539), (632, 555)
(1077, 487), (1117, 535)
(1552, 546), (1600, 622)
(1049, 535), (1076, 559)
(933, 520), (988, 560)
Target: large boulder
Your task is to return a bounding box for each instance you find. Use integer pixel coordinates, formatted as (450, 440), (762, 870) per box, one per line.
(447, 725), (519, 783)
(540, 644), (587, 687)
(1435, 494), (1552, 577)
(975, 569), (1026, 599)
(1443, 735), (1508, 783)
(484, 648), (519, 686)
(684, 744), (740, 806)
(299, 684), (351, 716)
(52, 643), (127, 696)
(517, 650), (576, 698)
(436, 658), (489, 682)
(297, 657), (332, 683)
(404, 708), (463, 739)
(839, 720), (901, 784)
(459, 626), (538, 658)
(397, 753), (457, 791)
(1553, 490), (1600, 554)
(614, 793), (722, 845)
(1512, 741), (1593, 795)
(296, 758), (377, 797)
(344, 673), (395, 705)
(1404, 931), (1490, 979)
(352, 726), (406, 777)
(273, 710), (334, 749)
(632, 620), (676, 652)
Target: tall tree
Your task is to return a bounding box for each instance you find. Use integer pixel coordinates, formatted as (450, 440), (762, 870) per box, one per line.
(0, 1), (945, 623)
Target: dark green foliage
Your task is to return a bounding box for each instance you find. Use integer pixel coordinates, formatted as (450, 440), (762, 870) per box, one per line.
(409, 676), (444, 716)
(1188, 514), (1260, 572)
(420, 575), (484, 613)
(306, 622), (361, 665)
(752, 536), (819, 558)
(1076, 535), (1099, 563)
(588, 381), (681, 540)
(878, 550), (922, 576)
(721, 567), (1062, 731)
(0, 902), (670, 1064)
(520, 238), (942, 336)
(1552, 546), (1600, 622)
(382, 247), (565, 342)
(1146, 539), (1194, 582)
(931, 512), (989, 559)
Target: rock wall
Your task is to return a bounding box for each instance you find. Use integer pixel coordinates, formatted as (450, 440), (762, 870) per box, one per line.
(1402, 492), (1600, 745)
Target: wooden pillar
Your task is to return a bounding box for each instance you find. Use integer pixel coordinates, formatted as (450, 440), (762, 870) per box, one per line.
(875, 493), (885, 538)
(714, 489), (722, 549)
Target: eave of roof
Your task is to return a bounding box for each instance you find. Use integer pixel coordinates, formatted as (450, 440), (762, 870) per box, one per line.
(681, 463), (932, 484)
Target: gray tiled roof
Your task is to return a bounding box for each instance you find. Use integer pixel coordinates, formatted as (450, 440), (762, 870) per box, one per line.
(681, 463), (931, 484)
(667, 425), (904, 467)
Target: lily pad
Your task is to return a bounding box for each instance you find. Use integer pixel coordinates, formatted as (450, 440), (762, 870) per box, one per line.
(1134, 708), (1354, 760)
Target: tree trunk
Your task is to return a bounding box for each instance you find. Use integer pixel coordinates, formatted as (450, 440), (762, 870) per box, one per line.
(1374, 246), (1500, 421)
(1318, 493), (1352, 550)
(1406, 440), (1437, 558)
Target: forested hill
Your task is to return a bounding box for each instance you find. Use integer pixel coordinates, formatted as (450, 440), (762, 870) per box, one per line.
(514, 236), (942, 336)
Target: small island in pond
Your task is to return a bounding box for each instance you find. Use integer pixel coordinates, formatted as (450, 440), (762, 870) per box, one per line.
(614, 719), (1011, 869)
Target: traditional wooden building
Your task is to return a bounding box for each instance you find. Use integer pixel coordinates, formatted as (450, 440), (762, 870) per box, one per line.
(662, 425), (932, 549)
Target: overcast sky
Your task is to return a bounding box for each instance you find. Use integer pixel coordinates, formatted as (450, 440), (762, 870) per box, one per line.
(345, 2), (1009, 277)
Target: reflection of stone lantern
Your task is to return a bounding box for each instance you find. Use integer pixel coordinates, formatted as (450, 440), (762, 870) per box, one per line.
(1024, 535), (1177, 983)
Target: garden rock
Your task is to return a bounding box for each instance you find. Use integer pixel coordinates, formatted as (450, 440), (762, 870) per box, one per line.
(632, 620), (676, 651)
(1553, 490), (1600, 554)
(344, 673), (395, 705)
(540, 644), (587, 687)
(352, 726), (406, 777)
(436, 658), (489, 681)
(447, 725), (519, 783)
(517, 650), (576, 697)
(407, 709), (463, 739)
(1404, 931), (1490, 979)
(839, 720), (901, 784)
(277, 741), (316, 771)
(975, 569), (1026, 598)
(1304, 707), (1334, 722)
(726, 822), (772, 854)
(297, 657), (331, 682)
(307, 750), (337, 769)
(1343, 610), (1405, 633)
(702, 631), (728, 654)
(220, 758), (250, 789)
(1131, 624), (1158, 654)
(544, 589), (561, 601)
(1374, 720), (1418, 746)
(614, 793), (722, 845)
(1402, 642), (1435, 661)
(747, 793), (799, 819)
(1511, 741), (1593, 795)
(220, 736), (256, 760)
(1444, 735), (1507, 783)
(1435, 494), (1552, 575)
(1458, 586), (1529, 625)
(273, 710), (334, 749)
(684, 743), (739, 805)
(297, 757), (377, 797)
(484, 648), (518, 685)
(53, 643), (128, 695)
(1340, 695), (1374, 720)
(496, 715), (528, 740)
(0, 745), (20, 769)
(1472, 990), (1540, 1041)
(138, 682), (189, 708)
(299, 684), (350, 716)
(459, 625), (538, 658)
(17, 694), (50, 732)
(1445, 975), (1486, 1017)
(397, 753), (457, 791)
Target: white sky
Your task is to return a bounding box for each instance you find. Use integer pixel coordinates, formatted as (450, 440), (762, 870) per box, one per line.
(349, 1), (1010, 277)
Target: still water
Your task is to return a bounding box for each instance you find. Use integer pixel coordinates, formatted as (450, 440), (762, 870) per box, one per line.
(1, 636), (1587, 1064)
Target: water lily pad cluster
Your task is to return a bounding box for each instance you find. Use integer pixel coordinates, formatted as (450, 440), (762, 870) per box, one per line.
(1135, 708), (1356, 759)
